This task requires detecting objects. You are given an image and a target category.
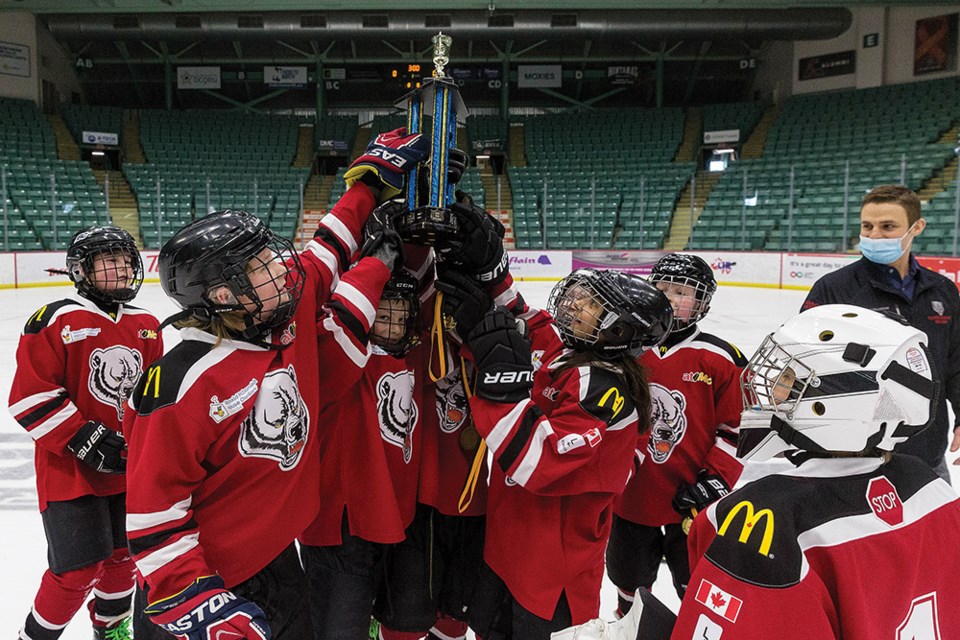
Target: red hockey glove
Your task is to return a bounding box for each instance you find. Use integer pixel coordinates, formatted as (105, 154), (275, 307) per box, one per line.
(66, 420), (126, 474)
(672, 469), (731, 518)
(344, 128), (429, 202)
(145, 576), (271, 640)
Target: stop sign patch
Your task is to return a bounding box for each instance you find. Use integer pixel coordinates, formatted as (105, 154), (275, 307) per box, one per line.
(866, 476), (903, 527)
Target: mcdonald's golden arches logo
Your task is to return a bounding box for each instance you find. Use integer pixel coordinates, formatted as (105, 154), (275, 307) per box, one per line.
(598, 387), (624, 418)
(717, 500), (774, 556)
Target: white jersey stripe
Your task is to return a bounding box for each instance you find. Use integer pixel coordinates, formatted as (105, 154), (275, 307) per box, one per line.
(126, 497), (192, 534)
(608, 407), (639, 432)
(335, 281), (377, 326)
(136, 533), (200, 577)
(511, 420), (555, 487)
(320, 214), (358, 255)
(9, 388), (65, 418)
(322, 315), (369, 369)
(28, 404), (78, 440)
(305, 240), (341, 285)
(485, 400), (534, 454)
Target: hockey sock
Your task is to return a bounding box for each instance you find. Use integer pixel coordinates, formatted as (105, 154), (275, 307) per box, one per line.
(429, 613), (468, 640)
(615, 586), (636, 618)
(90, 549), (135, 628)
(21, 564), (102, 639)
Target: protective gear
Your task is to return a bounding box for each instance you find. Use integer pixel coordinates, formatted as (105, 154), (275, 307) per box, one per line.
(548, 269), (673, 360)
(93, 617), (133, 640)
(145, 576), (270, 640)
(738, 304), (937, 461)
(66, 421), (126, 474)
(66, 226), (143, 304)
(671, 469), (731, 517)
(435, 267), (494, 336)
(435, 198), (508, 285)
(649, 253), (717, 332)
(858, 223), (917, 265)
(359, 201), (406, 272)
(467, 307), (534, 403)
(158, 210), (304, 341)
(344, 128), (429, 201)
(370, 269), (421, 357)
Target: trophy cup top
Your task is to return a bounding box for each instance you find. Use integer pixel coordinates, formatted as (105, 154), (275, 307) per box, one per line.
(432, 32), (453, 79)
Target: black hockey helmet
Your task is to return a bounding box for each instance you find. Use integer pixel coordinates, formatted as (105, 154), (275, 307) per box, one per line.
(548, 269), (673, 359)
(158, 210), (304, 340)
(371, 269), (421, 357)
(66, 225), (143, 304)
(649, 253), (717, 331)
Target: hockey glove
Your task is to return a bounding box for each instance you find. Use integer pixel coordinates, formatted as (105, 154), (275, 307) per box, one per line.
(467, 307), (533, 403)
(358, 201), (406, 272)
(145, 576), (270, 640)
(344, 128), (429, 202)
(67, 421), (126, 474)
(672, 469), (731, 518)
(435, 197), (509, 286)
(435, 267), (495, 337)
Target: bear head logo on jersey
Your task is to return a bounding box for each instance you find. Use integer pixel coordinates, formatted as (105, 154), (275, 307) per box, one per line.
(647, 383), (688, 464)
(238, 365), (308, 471)
(88, 346), (144, 421)
(435, 369), (469, 434)
(377, 370), (419, 464)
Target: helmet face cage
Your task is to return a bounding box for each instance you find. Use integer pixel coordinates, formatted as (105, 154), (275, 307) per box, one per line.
(649, 254), (717, 331)
(741, 334), (817, 418)
(219, 234), (304, 339)
(548, 271), (613, 351)
(67, 228), (143, 303)
(370, 273), (420, 357)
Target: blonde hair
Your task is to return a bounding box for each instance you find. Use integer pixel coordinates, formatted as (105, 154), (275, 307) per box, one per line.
(174, 311), (248, 346)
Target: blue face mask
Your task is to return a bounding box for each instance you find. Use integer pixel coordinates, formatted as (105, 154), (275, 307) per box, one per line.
(859, 225), (915, 265)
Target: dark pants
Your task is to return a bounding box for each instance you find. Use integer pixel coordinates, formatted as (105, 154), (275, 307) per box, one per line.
(300, 515), (386, 640)
(606, 516), (690, 600)
(468, 562), (572, 640)
(135, 543), (311, 640)
(41, 493), (127, 573)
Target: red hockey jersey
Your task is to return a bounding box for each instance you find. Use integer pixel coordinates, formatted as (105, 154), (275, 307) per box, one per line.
(615, 327), (746, 526)
(470, 347), (643, 623)
(125, 183), (375, 602)
(300, 257), (425, 546)
(672, 454), (960, 639)
(9, 298), (162, 510)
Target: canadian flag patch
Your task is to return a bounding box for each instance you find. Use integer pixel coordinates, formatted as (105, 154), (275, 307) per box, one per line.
(694, 579), (743, 623)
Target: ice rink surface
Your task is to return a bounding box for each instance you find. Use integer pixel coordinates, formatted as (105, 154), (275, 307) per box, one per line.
(0, 281), (956, 637)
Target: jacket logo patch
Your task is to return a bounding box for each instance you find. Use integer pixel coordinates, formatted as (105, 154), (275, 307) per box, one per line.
(210, 379), (259, 423)
(867, 476), (903, 527)
(531, 349), (545, 372)
(377, 370), (419, 463)
(647, 383), (687, 464)
(598, 387), (625, 418)
(542, 386), (560, 401)
(557, 428), (602, 454)
(88, 346), (143, 421)
(693, 613), (723, 639)
(682, 370), (713, 385)
(694, 579), (743, 623)
(280, 321), (297, 345)
(718, 500), (775, 556)
(138, 329), (158, 340)
(435, 369), (468, 433)
(932, 300), (944, 315)
(62, 325), (101, 343)
(238, 365), (308, 471)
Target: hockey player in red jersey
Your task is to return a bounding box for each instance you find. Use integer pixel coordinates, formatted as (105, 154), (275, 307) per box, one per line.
(124, 129), (427, 640)
(299, 202), (428, 639)
(554, 304), (960, 640)
(608, 253), (746, 610)
(462, 269), (673, 639)
(10, 226), (161, 640)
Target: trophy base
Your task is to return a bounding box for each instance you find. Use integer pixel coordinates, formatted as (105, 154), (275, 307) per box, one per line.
(397, 206), (460, 246)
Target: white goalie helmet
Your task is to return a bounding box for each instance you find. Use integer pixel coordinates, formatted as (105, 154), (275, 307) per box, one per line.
(737, 304), (937, 461)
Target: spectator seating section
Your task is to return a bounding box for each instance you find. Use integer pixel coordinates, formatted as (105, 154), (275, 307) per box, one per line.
(61, 104), (123, 149)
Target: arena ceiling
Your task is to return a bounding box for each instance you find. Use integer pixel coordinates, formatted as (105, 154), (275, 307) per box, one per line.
(3, 1), (957, 110)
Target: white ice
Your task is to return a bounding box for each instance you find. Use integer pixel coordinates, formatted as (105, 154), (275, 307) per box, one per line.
(0, 282), (956, 637)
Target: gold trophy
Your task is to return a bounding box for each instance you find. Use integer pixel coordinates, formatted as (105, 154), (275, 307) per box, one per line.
(395, 32), (469, 245)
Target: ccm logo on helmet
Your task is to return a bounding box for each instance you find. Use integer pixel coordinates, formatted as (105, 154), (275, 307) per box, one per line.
(483, 371), (534, 385)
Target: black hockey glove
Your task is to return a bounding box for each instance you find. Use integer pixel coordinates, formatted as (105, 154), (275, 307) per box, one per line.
(358, 201), (406, 272)
(67, 420), (126, 474)
(672, 469), (731, 518)
(435, 267), (495, 337)
(467, 307), (533, 404)
(435, 197), (509, 286)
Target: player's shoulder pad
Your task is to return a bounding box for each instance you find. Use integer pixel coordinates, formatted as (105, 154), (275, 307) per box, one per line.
(695, 332), (748, 367)
(23, 299), (83, 334)
(131, 340), (213, 417)
(577, 363), (637, 426)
